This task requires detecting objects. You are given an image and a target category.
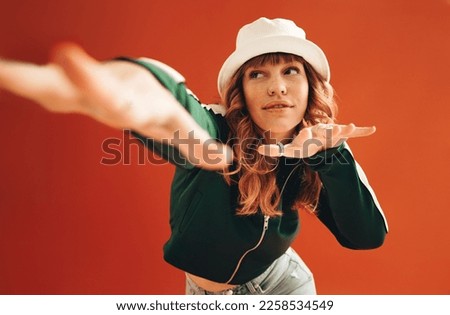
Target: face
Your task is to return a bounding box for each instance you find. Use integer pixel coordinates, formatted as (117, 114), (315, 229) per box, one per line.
(242, 59), (309, 143)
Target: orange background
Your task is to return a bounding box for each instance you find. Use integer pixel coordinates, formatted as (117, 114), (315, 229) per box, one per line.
(0, 0), (449, 294)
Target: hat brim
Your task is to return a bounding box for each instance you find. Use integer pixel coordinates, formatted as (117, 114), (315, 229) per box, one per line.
(217, 35), (330, 97)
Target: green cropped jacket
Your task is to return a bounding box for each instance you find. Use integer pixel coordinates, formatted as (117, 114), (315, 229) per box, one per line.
(121, 57), (388, 284)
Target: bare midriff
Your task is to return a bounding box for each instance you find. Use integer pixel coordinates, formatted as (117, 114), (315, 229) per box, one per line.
(186, 273), (237, 292)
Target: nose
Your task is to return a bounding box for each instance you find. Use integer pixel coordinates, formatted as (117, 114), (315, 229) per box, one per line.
(267, 76), (287, 96)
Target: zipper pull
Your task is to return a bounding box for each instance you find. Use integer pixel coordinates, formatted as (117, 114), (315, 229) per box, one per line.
(263, 215), (269, 230)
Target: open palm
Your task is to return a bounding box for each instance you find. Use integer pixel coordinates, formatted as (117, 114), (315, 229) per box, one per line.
(258, 123), (376, 158)
(0, 44), (232, 170)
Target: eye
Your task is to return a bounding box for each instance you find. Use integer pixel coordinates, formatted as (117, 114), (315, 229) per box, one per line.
(284, 67), (300, 75)
(249, 71), (264, 79)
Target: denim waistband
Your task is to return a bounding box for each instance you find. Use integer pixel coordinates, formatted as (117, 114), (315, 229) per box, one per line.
(186, 247), (294, 295)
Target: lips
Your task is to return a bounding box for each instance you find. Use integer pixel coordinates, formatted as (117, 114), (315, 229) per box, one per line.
(262, 102), (294, 110)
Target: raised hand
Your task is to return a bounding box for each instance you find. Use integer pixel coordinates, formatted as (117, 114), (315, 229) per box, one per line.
(257, 123), (376, 158)
(0, 43), (232, 170)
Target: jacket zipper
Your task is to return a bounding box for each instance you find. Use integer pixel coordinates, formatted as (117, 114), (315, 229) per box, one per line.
(225, 162), (302, 284)
(225, 215), (270, 284)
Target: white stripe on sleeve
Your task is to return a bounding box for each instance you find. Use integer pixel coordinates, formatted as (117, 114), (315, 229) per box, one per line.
(344, 143), (389, 232)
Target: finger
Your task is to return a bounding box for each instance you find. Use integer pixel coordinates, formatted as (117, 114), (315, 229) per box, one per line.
(257, 142), (322, 159)
(318, 123), (376, 141)
(310, 123), (336, 140)
(257, 143), (285, 157)
(295, 126), (314, 144)
(331, 124), (345, 137)
(290, 127), (322, 157)
(326, 124), (375, 147)
(0, 57), (84, 114)
(0, 58), (62, 102)
(51, 42), (111, 105)
(0, 59), (41, 97)
(51, 42), (101, 88)
(329, 124), (347, 146)
(345, 126), (376, 138)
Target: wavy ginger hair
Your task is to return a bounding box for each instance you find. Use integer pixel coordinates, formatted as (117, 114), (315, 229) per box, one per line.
(222, 53), (337, 217)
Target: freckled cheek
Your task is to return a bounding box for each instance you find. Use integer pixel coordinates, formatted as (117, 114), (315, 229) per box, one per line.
(243, 101), (265, 129)
(244, 84), (263, 102)
(243, 89), (263, 115)
(295, 87), (309, 110)
(246, 106), (264, 128)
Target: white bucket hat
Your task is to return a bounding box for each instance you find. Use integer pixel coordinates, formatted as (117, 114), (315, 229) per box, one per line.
(217, 17), (330, 97)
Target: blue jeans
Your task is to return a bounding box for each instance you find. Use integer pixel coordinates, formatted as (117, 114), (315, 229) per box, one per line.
(185, 247), (316, 295)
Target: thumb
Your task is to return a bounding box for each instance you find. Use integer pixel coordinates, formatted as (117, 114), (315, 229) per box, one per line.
(50, 42), (104, 96)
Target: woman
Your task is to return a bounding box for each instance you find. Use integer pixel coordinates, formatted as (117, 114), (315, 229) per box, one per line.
(0, 18), (388, 294)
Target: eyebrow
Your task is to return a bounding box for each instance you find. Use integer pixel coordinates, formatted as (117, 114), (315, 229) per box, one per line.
(246, 60), (300, 70)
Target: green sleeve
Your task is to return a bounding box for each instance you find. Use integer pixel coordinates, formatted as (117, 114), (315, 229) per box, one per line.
(305, 143), (388, 249)
(115, 57), (226, 169)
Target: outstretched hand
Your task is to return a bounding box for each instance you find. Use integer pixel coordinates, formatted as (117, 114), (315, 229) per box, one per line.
(0, 44), (232, 170)
(0, 43), (180, 129)
(257, 123), (376, 158)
